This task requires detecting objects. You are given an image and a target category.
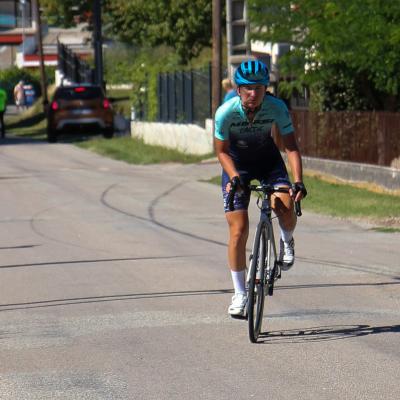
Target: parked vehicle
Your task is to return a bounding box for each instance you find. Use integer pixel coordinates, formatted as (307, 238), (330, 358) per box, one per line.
(47, 84), (114, 143)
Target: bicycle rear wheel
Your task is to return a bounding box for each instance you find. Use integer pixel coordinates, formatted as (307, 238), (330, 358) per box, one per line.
(247, 222), (266, 343)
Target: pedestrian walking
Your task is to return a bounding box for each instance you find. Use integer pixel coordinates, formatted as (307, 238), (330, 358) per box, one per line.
(14, 80), (26, 111)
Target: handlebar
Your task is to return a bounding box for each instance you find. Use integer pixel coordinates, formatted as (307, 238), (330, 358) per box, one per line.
(226, 178), (239, 212)
(227, 182), (302, 216)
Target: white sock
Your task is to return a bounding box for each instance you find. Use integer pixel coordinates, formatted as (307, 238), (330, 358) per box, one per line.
(231, 270), (246, 294)
(280, 228), (293, 243)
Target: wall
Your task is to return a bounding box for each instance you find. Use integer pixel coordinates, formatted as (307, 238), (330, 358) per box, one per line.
(289, 155), (400, 192)
(131, 120), (214, 155)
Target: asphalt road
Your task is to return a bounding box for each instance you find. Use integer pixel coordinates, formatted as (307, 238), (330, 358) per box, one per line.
(0, 138), (399, 399)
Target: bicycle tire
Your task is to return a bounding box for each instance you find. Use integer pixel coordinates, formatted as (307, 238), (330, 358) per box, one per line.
(247, 222), (266, 343)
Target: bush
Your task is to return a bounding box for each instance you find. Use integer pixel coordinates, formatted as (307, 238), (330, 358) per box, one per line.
(103, 44), (212, 122)
(0, 66), (55, 105)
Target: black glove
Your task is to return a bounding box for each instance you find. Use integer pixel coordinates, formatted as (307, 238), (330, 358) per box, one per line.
(292, 181), (307, 198)
(230, 176), (241, 190)
(227, 176), (247, 211)
(229, 175), (248, 192)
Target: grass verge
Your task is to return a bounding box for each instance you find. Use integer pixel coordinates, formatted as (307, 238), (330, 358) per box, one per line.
(206, 175), (400, 229)
(77, 136), (214, 164)
(5, 102), (47, 139)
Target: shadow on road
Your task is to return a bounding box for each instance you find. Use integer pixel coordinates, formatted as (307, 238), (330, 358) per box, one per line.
(259, 324), (400, 344)
(0, 255), (201, 270)
(276, 281), (400, 290)
(0, 132), (104, 145)
(0, 136), (45, 145)
(0, 288), (234, 312)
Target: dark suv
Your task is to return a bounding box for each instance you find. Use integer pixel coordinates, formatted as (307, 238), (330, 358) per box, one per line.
(47, 84), (114, 143)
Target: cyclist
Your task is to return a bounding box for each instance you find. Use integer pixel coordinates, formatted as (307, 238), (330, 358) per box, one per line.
(214, 59), (307, 316)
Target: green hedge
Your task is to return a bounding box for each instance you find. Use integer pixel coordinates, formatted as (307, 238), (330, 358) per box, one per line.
(0, 66), (55, 105)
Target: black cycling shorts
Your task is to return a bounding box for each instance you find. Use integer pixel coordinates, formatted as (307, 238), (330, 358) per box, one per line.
(221, 163), (291, 213)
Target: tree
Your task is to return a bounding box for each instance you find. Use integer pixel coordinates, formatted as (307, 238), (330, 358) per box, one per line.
(103, 0), (213, 64)
(248, 0), (400, 111)
(40, 0), (93, 27)
(41, 0), (216, 64)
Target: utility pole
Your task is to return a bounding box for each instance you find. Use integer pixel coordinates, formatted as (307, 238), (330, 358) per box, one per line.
(212, 0), (222, 119)
(93, 0), (104, 89)
(32, 0), (48, 111)
(20, 0), (26, 56)
(226, 0), (251, 77)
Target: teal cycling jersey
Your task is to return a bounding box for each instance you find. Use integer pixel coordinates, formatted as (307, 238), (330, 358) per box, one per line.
(214, 93), (294, 167)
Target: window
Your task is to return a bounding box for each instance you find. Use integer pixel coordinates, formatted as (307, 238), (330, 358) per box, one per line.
(54, 86), (104, 101)
(0, 0), (32, 29)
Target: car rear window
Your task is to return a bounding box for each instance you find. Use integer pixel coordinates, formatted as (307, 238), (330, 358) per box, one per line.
(54, 86), (103, 100)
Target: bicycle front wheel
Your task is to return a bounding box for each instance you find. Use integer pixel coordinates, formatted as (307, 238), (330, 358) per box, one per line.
(247, 222), (266, 343)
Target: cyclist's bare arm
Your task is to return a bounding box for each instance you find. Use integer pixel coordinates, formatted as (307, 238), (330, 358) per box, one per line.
(281, 133), (304, 202)
(215, 138), (239, 183)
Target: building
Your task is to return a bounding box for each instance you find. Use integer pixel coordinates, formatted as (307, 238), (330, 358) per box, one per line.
(226, 0), (308, 107)
(0, 0), (92, 71)
(0, 0), (35, 69)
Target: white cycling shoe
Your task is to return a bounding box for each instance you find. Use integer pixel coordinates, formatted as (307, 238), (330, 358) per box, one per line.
(228, 293), (247, 316)
(280, 238), (295, 271)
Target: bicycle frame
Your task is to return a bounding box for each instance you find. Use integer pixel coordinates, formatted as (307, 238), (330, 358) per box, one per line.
(246, 185), (287, 342)
(247, 186), (280, 287)
(227, 181), (301, 342)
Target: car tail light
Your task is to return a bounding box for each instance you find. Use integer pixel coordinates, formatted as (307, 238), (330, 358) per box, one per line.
(51, 101), (59, 111)
(74, 87), (86, 93)
(103, 98), (111, 109)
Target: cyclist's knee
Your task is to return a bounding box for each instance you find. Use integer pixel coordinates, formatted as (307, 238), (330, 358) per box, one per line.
(226, 210), (249, 246)
(231, 227), (248, 242)
(273, 195), (296, 228)
(272, 193), (293, 217)
(229, 224), (248, 249)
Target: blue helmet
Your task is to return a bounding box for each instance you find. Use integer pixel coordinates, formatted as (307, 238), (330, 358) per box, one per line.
(234, 60), (270, 87)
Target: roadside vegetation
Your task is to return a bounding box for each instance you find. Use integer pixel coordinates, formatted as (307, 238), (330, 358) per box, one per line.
(5, 100), (47, 139)
(77, 137), (213, 164)
(206, 175), (400, 232)
(4, 100), (399, 231)
(5, 99), (400, 231)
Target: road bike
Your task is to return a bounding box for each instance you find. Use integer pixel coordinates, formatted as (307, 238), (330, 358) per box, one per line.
(228, 181), (302, 343)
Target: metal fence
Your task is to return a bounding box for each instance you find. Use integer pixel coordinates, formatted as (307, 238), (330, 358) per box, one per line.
(273, 110), (400, 167)
(157, 65), (211, 127)
(57, 42), (95, 85)
(157, 67), (400, 167)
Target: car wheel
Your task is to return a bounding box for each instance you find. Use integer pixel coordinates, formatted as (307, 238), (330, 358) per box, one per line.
(47, 128), (57, 143)
(103, 128), (114, 139)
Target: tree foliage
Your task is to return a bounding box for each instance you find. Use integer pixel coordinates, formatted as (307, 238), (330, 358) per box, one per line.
(103, 0), (213, 64)
(40, 0), (93, 27)
(0, 66), (55, 101)
(41, 0), (215, 64)
(248, 0), (400, 111)
(104, 44), (181, 120)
